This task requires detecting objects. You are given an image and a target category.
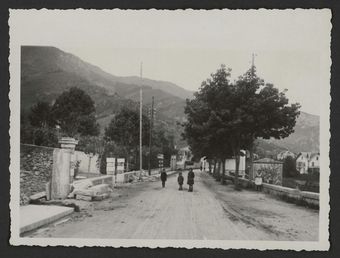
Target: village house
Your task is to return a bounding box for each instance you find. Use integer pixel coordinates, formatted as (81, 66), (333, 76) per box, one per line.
(296, 152), (320, 174)
(308, 153), (320, 173)
(277, 150), (296, 161)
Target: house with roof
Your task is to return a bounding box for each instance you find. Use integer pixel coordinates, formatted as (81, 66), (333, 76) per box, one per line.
(296, 152), (320, 174)
(277, 150), (296, 161)
(308, 153), (320, 173)
(296, 152), (311, 174)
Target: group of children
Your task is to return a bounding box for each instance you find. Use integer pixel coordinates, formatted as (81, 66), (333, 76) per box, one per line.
(160, 168), (195, 192)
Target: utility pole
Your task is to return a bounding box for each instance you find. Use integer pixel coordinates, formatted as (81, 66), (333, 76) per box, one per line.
(139, 62), (143, 179)
(251, 53), (256, 76)
(148, 96), (154, 175)
(250, 53), (256, 180)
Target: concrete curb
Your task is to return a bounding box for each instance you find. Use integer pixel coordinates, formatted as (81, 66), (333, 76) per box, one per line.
(20, 205), (74, 234)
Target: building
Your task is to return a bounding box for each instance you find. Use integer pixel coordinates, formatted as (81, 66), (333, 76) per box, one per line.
(308, 153), (320, 173)
(296, 152), (311, 174)
(176, 146), (193, 169)
(296, 152), (320, 174)
(277, 150), (296, 161)
(253, 158), (283, 185)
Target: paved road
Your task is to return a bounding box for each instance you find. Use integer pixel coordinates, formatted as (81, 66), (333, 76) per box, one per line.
(28, 170), (318, 240)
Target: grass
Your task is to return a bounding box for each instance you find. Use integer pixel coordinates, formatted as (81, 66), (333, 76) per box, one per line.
(282, 176), (319, 193)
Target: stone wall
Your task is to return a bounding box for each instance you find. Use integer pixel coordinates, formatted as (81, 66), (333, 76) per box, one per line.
(20, 144), (54, 205)
(236, 177), (319, 209)
(262, 183), (319, 208)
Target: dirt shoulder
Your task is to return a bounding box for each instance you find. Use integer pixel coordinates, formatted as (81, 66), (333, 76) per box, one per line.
(201, 172), (319, 241)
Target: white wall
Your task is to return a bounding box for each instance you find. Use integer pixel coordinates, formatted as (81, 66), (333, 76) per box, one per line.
(309, 155), (320, 169)
(75, 151), (100, 174)
(225, 156), (246, 176)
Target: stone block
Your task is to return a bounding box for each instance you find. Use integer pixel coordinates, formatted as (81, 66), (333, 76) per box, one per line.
(76, 194), (92, 201)
(93, 193), (110, 201)
(29, 192), (46, 201)
(73, 184), (111, 197)
(74, 188), (96, 197)
(90, 184), (111, 194)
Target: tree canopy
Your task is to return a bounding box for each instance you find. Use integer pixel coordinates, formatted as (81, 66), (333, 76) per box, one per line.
(52, 87), (99, 137)
(104, 107), (150, 148)
(183, 64), (300, 187)
(29, 101), (55, 128)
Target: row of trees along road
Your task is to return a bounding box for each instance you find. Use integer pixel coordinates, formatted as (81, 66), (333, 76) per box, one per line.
(183, 64), (300, 189)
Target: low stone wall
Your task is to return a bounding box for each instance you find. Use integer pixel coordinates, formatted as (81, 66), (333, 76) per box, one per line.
(262, 183), (319, 208)
(20, 144), (54, 205)
(227, 176), (319, 208)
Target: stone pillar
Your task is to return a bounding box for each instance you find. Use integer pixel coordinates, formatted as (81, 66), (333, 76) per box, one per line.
(51, 148), (72, 199)
(59, 137), (78, 179)
(50, 137), (78, 200)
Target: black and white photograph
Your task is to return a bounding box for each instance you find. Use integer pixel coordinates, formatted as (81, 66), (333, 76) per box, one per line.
(9, 9), (331, 250)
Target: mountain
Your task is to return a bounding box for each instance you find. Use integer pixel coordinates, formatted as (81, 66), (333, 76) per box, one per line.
(21, 46), (191, 146)
(21, 46), (319, 154)
(264, 111), (319, 154)
(21, 46), (191, 117)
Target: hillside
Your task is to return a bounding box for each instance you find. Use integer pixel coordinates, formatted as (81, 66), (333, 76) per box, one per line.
(20, 46), (319, 154)
(265, 111), (319, 154)
(21, 46), (191, 120)
(21, 46), (190, 146)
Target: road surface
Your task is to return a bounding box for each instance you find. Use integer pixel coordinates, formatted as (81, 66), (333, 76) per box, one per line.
(27, 170), (319, 240)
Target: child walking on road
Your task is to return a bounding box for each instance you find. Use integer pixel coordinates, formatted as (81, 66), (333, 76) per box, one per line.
(177, 171), (184, 190)
(160, 169), (167, 188)
(187, 168), (195, 192)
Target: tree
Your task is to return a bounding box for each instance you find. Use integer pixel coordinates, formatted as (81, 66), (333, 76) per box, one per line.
(52, 87), (99, 137)
(104, 107), (150, 170)
(21, 105), (59, 147)
(283, 156), (298, 178)
(183, 65), (234, 183)
(152, 124), (177, 167)
(29, 101), (55, 128)
(183, 64), (300, 189)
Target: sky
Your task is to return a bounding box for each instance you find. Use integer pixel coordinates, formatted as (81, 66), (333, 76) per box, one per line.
(9, 9), (331, 115)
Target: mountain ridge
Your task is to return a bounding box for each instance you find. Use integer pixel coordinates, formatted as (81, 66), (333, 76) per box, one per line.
(20, 45), (319, 154)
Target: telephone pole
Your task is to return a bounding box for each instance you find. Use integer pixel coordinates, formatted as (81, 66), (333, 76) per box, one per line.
(250, 53), (256, 180)
(251, 53), (256, 76)
(148, 96), (154, 176)
(139, 62), (143, 178)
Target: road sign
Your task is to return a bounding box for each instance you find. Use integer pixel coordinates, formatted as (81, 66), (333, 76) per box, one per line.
(106, 157), (116, 174)
(117, 158), (125, 173)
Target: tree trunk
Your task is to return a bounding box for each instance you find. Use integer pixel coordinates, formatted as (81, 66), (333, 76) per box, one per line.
(234, 154), (240, 190)
(213, 159), (217, 178)
(249, 144), (254, 181)
(126, 154), (129, 172)
(221, 158), (226, 184)
(208, 159), (212, 173)
(216, 160), (221, 181)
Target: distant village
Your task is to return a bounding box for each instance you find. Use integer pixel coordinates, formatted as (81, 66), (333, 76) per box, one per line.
(277, 150), (320, 174)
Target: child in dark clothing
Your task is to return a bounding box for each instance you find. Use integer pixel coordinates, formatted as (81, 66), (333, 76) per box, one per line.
(177, 171), (184, 190)
(160, 169), (167, 188)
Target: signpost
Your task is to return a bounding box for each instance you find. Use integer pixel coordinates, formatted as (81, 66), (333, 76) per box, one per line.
(158, 154), (164, 169)
(117, 158), (125, 173)
(106, 157), (115, 175)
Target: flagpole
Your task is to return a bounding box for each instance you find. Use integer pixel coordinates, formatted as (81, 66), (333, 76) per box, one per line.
(140, 62), (143, 179)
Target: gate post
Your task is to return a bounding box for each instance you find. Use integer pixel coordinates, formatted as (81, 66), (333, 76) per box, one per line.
(50, 137), (78, 200)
